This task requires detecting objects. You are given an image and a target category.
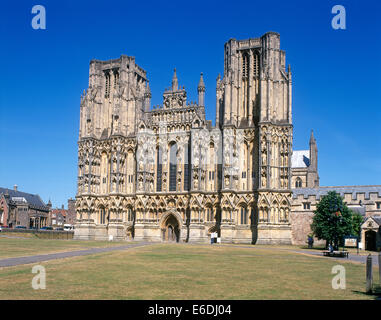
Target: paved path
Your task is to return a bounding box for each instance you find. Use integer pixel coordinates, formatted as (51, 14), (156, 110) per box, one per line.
(0, 242), (152, 268)
(293, 249), (380, 266)
(189, 243), (380, 266)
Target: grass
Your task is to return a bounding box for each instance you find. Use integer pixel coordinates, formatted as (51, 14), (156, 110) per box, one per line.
(0, 241), (380, 300)
(0, 236), (126, 259)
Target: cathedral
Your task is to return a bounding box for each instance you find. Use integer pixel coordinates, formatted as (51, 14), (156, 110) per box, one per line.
(74, 32), (381, 247)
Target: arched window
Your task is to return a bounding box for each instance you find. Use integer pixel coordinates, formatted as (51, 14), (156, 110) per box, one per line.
(156, 147), (162, 192)
(126, 150), (134, 193)
(184, 143), (190, 191)
(100, 152), (108, 194)
(169, 142), (177, 191)
(295, 177), (302, 188)
(253, 52), (260, 78)
(206, 207), (213, 222)
(240, 207), (248, 225)
(99, 207), (106, 224)
(242, 53), (249, 78)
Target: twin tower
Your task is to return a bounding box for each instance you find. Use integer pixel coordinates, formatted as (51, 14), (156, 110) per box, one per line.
(74, 32), (294, 244)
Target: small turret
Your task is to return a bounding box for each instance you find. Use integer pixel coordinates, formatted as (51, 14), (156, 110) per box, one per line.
(144, 81), (151, 111)
(197, 72), (205, 107)
(172, 68), (178, 91)
(308, 129), (319, 187)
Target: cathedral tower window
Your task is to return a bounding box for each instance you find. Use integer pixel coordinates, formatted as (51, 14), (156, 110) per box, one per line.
(206, 207), (213, 222)
(295, 177), (302, 188)
(105, 71), (111, 98)
(156, 147), (162, 192)
(127, 151), (134, 193)
(99, 207), (106, 224)
(253, 52), (260, 78)
(240, 207), (248, 225)
(184, 143), (190, 191)
(169, 142), (177, 191)
(113, 69), (119, 89)
(242, 53), (249, 79)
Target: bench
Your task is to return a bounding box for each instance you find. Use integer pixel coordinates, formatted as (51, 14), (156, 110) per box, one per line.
(323, 251), (349, 258)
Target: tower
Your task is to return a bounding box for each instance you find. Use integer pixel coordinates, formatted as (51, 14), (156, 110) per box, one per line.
(307, 130), (319, 187)
(217, 32), (293, 244)
(197, 73), (205, 107)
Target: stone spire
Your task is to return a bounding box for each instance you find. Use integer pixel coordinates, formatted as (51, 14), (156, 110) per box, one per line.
(197, 72), (205, 107)
(198, 72), (205, 90)
(309, 129), (316, 145)
(172, 68), (178, 91)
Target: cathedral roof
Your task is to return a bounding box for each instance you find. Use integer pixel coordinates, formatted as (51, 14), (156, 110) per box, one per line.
(291, 150), (310, 168)
(292, 185), (381, 200)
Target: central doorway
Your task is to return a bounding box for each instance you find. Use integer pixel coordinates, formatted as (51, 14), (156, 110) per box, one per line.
(162, 214), (180, 242)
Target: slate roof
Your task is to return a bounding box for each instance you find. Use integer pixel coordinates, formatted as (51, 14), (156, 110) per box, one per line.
(291, 150), (310, 168)
(292, 185), (381, 200)
(0, 187), (49, 211)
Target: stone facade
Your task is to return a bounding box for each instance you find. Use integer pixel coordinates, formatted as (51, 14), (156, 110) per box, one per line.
(73, 31), (381, 248)
(75, 32), (293, 244)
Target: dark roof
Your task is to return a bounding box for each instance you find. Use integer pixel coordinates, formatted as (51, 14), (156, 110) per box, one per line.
(348, 206), (366, 216)
(292, 185), (381, 200)
(0, 187), (49, 211)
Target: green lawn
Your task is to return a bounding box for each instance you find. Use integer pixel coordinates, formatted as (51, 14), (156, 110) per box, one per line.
(0, 236), (125, 259)
(0, 241), (380, 300)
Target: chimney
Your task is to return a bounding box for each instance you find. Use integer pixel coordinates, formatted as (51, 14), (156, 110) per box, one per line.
(13, 185), (18, 192)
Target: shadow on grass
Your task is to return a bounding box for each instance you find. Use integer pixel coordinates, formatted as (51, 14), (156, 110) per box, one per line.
(352, 286), (381, 300)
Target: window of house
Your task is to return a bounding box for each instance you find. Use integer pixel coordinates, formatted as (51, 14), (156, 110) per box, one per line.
(295, 178), (302, 188)
(303, 203), (311, 210)
(377, 202), (381, 210)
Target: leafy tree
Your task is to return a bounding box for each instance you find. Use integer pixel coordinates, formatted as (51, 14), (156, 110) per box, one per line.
(350, 210), (364, 238)
(311, 191), (353, 250)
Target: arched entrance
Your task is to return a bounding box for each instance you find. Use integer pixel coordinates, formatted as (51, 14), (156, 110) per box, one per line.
(161, 214), (180, 242)
(365, 230), (377, 251)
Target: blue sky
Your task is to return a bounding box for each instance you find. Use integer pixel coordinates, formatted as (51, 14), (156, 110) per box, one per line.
(0, 0), (380, 208)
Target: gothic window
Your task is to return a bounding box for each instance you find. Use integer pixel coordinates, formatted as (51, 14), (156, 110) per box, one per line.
(206, 207), (213, 222)
(100, 152), (108, 194)
(156, 147), (162, 192)
(184, 143), (190, 191)
(295, 177), (302, 188)
(240, 207), (248, 225)
(253, 52), (260, 78)
(113, 69), (119, 89)
(105, 71), (111, 98)
(99, 207), (106, 224)
(127, 151), (134, 193)
(242, 53), (249, 78)
(169, 142), (177, 191)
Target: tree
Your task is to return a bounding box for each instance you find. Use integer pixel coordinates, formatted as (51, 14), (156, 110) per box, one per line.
(311, 191), (353, 250)
(350, 210), (364, 238)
